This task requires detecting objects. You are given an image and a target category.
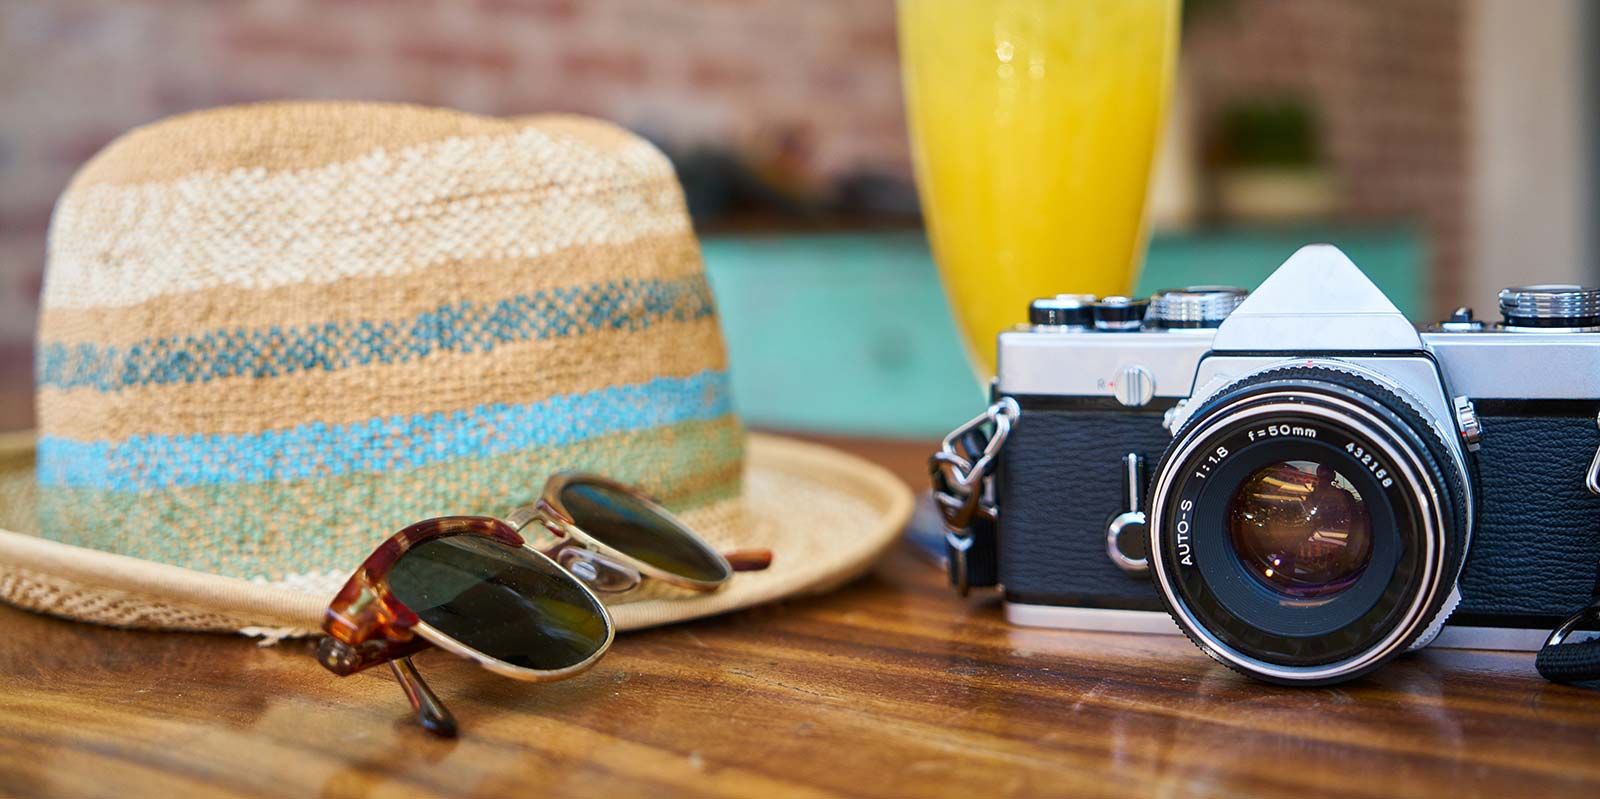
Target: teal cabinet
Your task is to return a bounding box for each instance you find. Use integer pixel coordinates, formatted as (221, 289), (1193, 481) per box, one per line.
(701, 227), (1423, 438)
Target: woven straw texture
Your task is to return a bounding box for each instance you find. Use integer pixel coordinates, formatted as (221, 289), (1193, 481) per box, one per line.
(0, 432), (912, 635)
(33, 102), (746, 600)
(5, 101), (913, 635)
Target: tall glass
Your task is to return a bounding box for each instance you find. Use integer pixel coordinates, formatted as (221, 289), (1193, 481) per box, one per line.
(898, 0), (1180, 378)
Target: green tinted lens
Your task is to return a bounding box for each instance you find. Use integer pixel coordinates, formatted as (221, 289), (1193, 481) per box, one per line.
(559, 480), (731, 584)
(387, 535), (610, 673)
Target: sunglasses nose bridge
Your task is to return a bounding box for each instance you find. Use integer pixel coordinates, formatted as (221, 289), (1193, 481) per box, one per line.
(552, 543), (642, 593)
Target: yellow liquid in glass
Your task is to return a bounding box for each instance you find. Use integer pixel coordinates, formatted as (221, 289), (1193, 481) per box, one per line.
(898, 0), (1180, 377)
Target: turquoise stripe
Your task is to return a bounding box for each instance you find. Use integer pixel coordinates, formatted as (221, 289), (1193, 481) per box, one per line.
(37, 370), (733, 491)
(36, 276), (714, 392)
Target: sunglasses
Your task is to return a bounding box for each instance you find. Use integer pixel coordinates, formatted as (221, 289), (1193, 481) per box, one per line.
(315, 472), (771, 736)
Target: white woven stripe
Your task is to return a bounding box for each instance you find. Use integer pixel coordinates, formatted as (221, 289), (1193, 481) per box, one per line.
(44, 128), (688, 310)
(254, 569), (347, 599)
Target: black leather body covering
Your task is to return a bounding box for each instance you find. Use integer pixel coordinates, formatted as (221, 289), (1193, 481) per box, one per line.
(1458, 411), (1600, 622)
(996, 402), (1172, 610)
(996, 401), (1600, 625)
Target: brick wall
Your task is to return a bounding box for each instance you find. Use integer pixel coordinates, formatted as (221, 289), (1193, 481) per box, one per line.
(1184, 0), (1468, 313)
(0, 0), (1467, 399)
(0, 0), (910, 397)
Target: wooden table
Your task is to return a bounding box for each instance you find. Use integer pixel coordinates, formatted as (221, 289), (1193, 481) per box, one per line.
(2, 436), (1599, 798)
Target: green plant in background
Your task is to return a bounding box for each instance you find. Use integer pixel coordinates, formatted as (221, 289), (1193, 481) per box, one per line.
(1215, 97), (1320, 168)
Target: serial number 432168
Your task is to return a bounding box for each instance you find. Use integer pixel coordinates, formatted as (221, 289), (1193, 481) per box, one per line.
(1344, 442), (1395, 488)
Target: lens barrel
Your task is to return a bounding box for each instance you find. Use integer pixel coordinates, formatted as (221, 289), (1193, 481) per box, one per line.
(1147, 365), (1470, 685)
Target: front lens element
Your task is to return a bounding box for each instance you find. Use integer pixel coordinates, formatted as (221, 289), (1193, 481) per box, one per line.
(559, 480), (732, 584)
(1227, 460), (1373, 598)
(388, 536), (610, 673)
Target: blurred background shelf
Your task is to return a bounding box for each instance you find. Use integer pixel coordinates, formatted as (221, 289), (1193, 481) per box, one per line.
(703, 225), (1423, 439)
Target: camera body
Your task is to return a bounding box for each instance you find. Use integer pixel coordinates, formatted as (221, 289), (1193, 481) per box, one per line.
(994, 245), (1600, 682)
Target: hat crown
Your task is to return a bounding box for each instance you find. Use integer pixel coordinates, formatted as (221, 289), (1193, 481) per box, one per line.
(34, 102), (743, 588)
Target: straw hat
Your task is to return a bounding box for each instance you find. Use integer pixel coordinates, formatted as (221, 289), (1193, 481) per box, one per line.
(0, 101), (911, 637)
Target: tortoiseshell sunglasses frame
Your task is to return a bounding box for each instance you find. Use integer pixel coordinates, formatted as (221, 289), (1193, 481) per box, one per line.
(315, 472), (770, 737)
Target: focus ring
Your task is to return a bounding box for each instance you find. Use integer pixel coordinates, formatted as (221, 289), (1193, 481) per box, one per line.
(1151, 365), (1470, 684)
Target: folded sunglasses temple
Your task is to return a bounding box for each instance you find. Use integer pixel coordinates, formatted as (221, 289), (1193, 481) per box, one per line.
(724, 549), (775, 572)
(315, 634), (459, 736)
(315, 627), (460, 733)
(383, 546), (767, 738)
(391, 657), (458, 737)
(317, 516), (524, 738)
(362, 545), (768, 739)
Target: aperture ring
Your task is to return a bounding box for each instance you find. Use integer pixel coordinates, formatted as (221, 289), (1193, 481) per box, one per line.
(1147, 368), (1471, 684)
(1151, 398), (1445, 681)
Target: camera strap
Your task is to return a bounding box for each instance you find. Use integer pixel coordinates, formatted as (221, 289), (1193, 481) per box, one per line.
(929, 397), (1018, 595)
(1536, 567), (1600, 685)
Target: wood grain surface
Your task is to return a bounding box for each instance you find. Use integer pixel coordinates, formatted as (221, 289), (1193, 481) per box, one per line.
(2, 436), (1599, 799)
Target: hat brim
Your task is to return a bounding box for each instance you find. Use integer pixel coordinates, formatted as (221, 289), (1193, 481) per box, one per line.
(0, 431), (913, 636)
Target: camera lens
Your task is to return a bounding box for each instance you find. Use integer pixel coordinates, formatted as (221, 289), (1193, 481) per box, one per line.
(1147, 364), (1471, 685)
(1226, 460), (1372, 599)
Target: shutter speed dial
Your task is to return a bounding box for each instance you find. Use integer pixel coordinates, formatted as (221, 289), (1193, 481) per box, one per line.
(1148, 286), (1248, 328)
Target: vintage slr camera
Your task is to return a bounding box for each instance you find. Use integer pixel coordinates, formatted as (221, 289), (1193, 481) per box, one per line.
(974, 244), (1600, 684)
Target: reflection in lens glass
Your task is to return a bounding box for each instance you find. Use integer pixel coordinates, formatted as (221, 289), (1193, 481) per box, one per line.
(1227, 460), (1373, 599)
(388, 536), (609, 672)
(560, 480), (731, 584)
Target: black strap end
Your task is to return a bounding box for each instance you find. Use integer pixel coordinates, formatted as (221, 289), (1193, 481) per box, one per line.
(1537, 635), (1600, 685)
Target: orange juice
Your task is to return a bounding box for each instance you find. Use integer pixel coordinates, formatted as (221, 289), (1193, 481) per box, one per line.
(898, 0), (1180, 377)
